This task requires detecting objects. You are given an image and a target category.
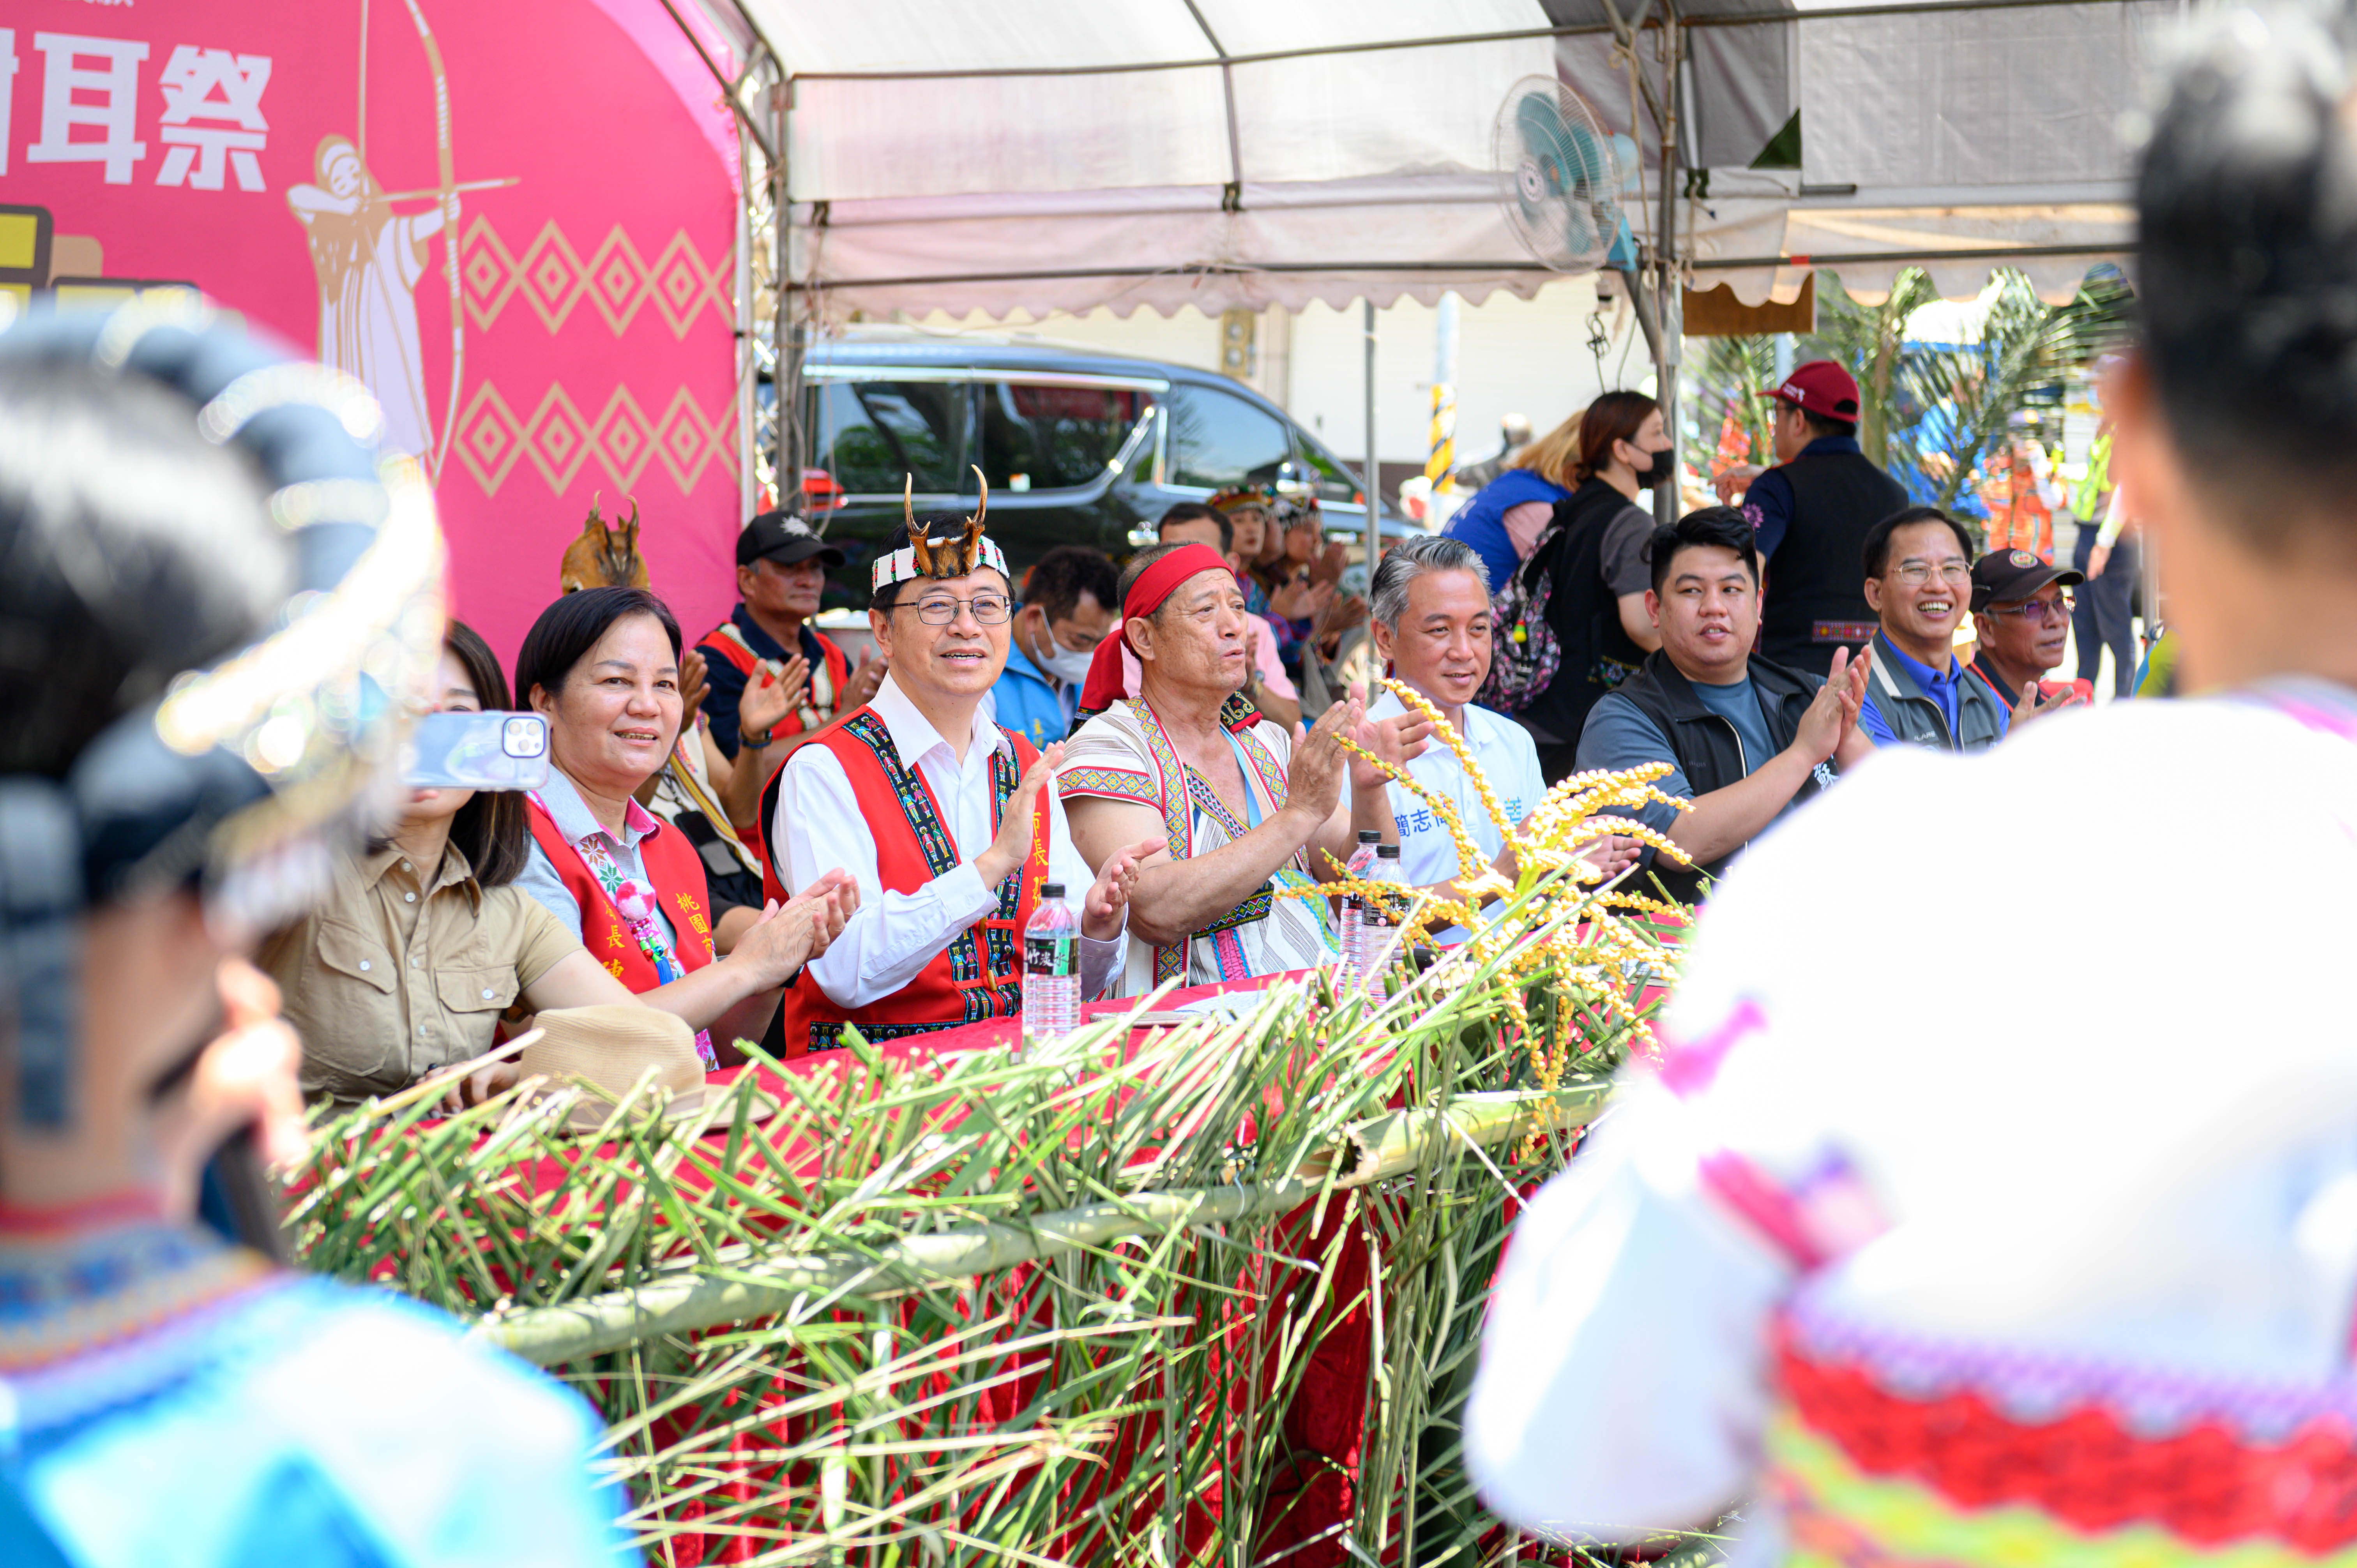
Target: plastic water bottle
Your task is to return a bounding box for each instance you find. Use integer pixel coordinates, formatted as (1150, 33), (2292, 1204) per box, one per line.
(1337, 830), (1380, 993)
(1347, 843), (1406, 999)
(1022, 882), (1080, 1047)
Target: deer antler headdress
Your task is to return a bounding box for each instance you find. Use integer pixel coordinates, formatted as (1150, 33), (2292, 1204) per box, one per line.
(871, 466), (1010, 591)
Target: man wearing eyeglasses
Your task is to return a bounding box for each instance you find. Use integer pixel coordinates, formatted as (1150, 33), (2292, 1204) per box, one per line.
(767, 514), (1157, 1052)
(1965, 549), (2091, 725)
(1855, 507), (2012, 751)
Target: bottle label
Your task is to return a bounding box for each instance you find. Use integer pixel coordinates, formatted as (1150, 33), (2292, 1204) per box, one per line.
(1026, 935), (1074, 977)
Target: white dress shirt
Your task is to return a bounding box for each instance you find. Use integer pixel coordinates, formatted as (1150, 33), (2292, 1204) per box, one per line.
(1366, 690), (1546, 944)
(774, 673), (1121, 1009)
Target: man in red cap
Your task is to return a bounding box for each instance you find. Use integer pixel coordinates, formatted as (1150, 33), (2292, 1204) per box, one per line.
(1716, 360), (1909, 680)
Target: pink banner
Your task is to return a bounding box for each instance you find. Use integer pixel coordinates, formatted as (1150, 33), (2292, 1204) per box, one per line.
(0, 0), (745, 667)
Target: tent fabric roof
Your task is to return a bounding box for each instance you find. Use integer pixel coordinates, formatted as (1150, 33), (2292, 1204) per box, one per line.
(724, 0), (2154, 320)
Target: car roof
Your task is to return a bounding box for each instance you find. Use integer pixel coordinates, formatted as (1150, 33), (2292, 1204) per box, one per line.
(804, 334), (1271, 401)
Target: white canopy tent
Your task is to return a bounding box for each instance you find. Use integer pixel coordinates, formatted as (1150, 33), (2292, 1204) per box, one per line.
(662, 0), (2158, 519)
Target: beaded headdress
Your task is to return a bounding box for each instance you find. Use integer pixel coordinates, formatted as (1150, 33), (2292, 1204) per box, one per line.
(871, 466), (1011, 591)
(1207, 485), (1277, 517)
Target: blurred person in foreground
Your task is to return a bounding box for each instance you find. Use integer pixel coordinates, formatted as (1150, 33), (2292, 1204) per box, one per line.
(1366, 536), (1638, 940)
(1465, 8), (2357, 1558)
(1965, 549), (2091, 717)
(0, 310), (629, 1561)
(1061, 541), (1418, 994)
(1855, 507), (2013, 752)
(1575, 508), (1873, 905)
(993, 544), (1118, 747)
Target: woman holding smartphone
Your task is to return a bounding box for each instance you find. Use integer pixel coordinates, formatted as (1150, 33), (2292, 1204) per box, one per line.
(261, 618), (854, 1104)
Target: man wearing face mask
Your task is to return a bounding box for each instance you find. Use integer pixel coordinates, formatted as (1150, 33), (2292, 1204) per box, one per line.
(993, 545), (1118, 746)
(1512, 391), (1679, 782)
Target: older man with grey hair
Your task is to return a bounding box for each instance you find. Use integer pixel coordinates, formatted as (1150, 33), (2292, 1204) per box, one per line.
(1368, 535), (1634, 938)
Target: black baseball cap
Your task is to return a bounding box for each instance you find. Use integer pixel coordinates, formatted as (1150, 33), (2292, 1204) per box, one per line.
(1969, 548), (2084, 612)
(737, 509), (845, 569)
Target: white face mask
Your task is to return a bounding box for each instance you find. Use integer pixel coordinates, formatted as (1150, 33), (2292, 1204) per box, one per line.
(1037, 623), (1100, 683)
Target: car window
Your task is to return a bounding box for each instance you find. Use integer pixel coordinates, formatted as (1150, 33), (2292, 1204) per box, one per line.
(810, 378), (968, 494)
(1165, 384), (1290, 491)
(1293, 431), (1362, 503)
(975, 381), (1155, 492)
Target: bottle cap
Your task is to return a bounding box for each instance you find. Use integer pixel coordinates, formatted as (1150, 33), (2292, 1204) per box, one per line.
(1357, 829), (1381, 843)
(1376, 843), (1401, 858)
(1040, 882), (1065, 899)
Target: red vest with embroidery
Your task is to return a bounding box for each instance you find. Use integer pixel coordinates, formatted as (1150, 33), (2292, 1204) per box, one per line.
(772, 708), (1050, 1057)
(524, 798), (717, 992)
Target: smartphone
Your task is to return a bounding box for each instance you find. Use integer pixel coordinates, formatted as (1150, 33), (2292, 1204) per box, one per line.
(401, 710), (551, 791)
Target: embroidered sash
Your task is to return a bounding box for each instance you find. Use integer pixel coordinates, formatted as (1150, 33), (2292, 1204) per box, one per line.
(836, 709), (1027, 1029)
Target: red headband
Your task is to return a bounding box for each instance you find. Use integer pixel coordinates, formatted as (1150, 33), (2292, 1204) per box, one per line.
(1076, 544), (1235, 715)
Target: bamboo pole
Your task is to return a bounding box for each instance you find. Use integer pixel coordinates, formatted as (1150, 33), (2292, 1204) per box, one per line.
(472, 1081), (1610, 1366)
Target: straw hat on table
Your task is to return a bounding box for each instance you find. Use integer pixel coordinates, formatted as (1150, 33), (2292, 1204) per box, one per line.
(518, 1005), (772, 1131)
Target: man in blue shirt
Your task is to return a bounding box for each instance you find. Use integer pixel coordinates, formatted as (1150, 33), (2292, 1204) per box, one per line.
(1854, 507), (2011, 751)
(1576, 507), (1872, 902)
(993, 545), (1118, 746)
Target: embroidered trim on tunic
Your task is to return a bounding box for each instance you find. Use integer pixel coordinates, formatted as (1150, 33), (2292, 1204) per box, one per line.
(837, 710), (1025, 1025)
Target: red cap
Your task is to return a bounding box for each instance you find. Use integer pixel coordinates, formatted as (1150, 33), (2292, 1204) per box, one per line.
(1758, 359), (1862, 422)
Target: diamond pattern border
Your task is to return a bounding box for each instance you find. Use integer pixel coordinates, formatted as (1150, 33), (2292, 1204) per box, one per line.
(453, 380), (736, 498)
(460, 218), (732, 339)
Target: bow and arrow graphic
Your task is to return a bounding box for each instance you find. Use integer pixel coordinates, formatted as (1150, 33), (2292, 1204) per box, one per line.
(286, 0), (516, 484)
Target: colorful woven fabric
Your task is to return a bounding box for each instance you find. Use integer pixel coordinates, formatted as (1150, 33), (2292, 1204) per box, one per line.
(1768, 1324), (2357, 1566)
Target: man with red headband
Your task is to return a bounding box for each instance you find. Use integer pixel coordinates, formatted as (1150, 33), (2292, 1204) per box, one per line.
(1061, 541), (1422, 994)
(767, 483), (1159, 1052)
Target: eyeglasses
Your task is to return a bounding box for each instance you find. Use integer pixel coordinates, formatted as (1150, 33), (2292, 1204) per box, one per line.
(1890, 560), (1972, 586)
(1983, 595), (2075, 623)
(896, 592), (1013, 625)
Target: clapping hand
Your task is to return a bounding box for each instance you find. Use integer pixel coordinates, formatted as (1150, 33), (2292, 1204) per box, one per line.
(739, 654), (807, 743)
(1348, 681), (1429, 791)
(1285, 694), (1362, 824)
(2012, 679), (2088, 728)
(733, 869), (860, 987)
(679, 648), (711, 732)
(1795, 646), (1864, 763)
(978, 743), (1062, 888)
(843, 652), (887, 711)
(1083, 835), (1161, 940)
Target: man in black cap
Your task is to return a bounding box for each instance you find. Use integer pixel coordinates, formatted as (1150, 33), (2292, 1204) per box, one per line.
(1966, 547), (2090, 725)
(694, 506), (886, 783)
(1717, 359), (1911, 680)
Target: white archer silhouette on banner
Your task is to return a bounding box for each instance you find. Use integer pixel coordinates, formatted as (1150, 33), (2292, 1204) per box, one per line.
(285, 0), (513, 480)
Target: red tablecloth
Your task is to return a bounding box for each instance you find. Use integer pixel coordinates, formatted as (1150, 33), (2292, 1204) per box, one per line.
(495, 947), (1670, 1563)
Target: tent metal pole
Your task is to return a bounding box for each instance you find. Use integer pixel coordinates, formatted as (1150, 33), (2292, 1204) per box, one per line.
(773, 75), (796, 506)
(785, 0), (2139, 83)
(735, 117), (756, 525)
(1364, 300), (1379, 584)
(1655, 7), (1682, 529)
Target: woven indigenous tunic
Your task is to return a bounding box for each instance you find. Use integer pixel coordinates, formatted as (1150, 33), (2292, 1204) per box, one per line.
(771, 675), (1122, 1053)
(1059, 694), (1338, 995)
(1466, 680), (2357, 1568)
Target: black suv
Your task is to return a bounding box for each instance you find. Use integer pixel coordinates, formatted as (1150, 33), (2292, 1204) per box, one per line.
(777, 333), (1406, 609)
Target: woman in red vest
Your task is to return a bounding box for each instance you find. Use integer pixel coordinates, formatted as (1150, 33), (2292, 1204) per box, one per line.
(512, 587), (858, 1067)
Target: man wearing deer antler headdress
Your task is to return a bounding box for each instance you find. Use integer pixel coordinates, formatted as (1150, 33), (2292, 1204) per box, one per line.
(764, 473), (1160, 1051)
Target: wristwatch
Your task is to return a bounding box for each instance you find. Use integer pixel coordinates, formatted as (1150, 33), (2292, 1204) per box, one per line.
(742, 723), (776, 749)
